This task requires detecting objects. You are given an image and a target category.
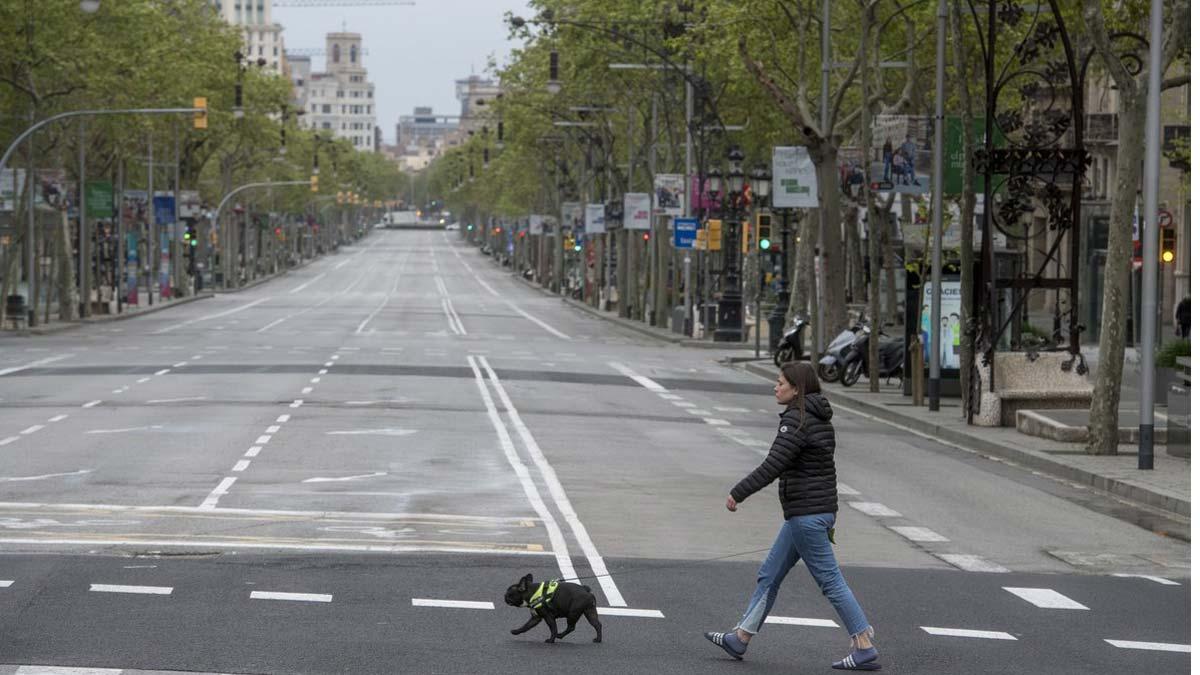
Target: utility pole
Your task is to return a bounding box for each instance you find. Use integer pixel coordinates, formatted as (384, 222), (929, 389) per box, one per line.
(78, 119), (89, 318)
(817, 0), (831, 347)
(929, 0), (948, 411)
(1137, 0), (1165, 470)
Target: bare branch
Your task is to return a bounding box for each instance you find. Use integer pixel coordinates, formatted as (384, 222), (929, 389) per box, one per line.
(1081, 0), (1136, 96)
(737, 35), (823, 145)
(1162, 74), (1190, 91)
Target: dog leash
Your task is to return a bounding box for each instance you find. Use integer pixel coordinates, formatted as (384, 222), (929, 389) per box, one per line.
(552, 546), (776, 585)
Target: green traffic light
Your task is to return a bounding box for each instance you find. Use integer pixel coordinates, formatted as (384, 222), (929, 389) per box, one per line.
(573, 245), (582, 252)
(759, 239), (771, 250)
(190, 239), (198, 247)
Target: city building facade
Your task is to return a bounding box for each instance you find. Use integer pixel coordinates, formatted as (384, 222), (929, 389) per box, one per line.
(209, 0), (287, 76)
(293, 33), (377, 152)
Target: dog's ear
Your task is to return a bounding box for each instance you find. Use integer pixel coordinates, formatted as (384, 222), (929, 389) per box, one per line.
(520, 573), (533, 588)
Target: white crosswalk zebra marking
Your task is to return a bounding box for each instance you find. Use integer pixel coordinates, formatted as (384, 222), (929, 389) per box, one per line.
(922, 627), (1017, 640)
(1003, 587), (1088, 610)
(848, 502), (902, 517)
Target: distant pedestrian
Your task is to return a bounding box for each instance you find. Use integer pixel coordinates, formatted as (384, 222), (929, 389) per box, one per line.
(881, 139), (893, 182)
(1176, 296), (1190, 338)
(704, 362), (879, 671)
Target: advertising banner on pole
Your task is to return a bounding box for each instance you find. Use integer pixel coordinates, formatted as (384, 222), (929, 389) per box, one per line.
(623, 193), (651, 230)
(585, 203), (606, 234)
(772, 147), (819, 208)
(179, 190), (202, 219)
(529, 214), (545, 235)
(153, 194), (176, 226)
(85, 181), (114, 218)
(653, 174), (684, 216)
(561, 202), (583, 237)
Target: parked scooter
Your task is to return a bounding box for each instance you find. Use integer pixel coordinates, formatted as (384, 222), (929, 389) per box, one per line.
(817, 321), (866, 383)
(840, 327), (906, 386)
(773, 315), (811, 367)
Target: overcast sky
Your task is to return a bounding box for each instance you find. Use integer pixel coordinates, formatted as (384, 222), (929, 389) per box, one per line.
(274, 0), (530, 144)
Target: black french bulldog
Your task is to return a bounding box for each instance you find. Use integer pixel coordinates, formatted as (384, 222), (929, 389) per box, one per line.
(504, 573), (603, 644)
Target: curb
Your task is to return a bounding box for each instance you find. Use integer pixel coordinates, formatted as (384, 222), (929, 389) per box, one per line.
(214, 251), (324, 295)
(741, 361), (1190, 519)
(10, 292), (216, 337)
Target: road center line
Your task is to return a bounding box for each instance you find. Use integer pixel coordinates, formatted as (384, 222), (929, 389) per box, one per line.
(250, 591), (331, 603)
(82, 400), (102, 408)
(90, 584), (173, 595)
(245, 446), (262, 457)
(232, 460), (250, 472)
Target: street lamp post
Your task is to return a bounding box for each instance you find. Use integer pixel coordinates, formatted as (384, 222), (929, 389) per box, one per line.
(714, 146), (746, 343)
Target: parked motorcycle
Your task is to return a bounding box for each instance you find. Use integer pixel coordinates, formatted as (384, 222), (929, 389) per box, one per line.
(840, 327), (906, 386)
(817, 322), (866, 383)
(773, 316), (811, 367)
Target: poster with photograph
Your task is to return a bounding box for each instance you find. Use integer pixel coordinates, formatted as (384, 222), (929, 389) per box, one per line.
(868, 115), (933, 195)
(585, 203), (606, 234)
(623, 193), (652, 230)
(653, 174), (684, 216)
(920, 281), (962, 371)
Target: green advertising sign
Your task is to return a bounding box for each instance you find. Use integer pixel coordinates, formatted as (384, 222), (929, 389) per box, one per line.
(85, 181), (113, 219)
(944, 117), (995, 195)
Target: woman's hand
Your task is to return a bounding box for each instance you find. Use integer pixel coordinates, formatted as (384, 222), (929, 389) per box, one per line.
(726, 495), (738, 512)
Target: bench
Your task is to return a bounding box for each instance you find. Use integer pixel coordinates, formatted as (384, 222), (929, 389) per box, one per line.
(975, 352), (1092, 427)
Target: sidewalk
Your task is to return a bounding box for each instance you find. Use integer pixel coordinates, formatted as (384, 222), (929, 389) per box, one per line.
(740, 360), (1190, 522)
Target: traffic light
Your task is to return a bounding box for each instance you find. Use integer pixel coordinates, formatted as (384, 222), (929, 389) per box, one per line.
(642, 232), (650, 242)
(1161, 227), (1177, 263)
(310, 174), (319, 192)
(193, 97), (207, 130)
(757, 213), (772, 251)
(184, 224), (197, 247)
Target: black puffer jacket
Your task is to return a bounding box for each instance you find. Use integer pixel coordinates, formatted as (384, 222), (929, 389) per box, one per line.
(730, 392), (838, 517)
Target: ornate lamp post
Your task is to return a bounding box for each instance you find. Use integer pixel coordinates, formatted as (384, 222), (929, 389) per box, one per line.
(714, 146), (746, 342)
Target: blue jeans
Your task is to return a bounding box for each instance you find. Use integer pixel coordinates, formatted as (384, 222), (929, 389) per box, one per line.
(736, 513), (870, 638)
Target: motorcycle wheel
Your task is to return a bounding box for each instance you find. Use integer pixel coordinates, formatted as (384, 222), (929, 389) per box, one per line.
(817, 361), (841, 383)
(773, 345), (795, 368)
(841, 360), (863, 387)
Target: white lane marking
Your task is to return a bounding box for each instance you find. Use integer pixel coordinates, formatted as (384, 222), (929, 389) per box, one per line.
(467, 355), (580, 590)
(937, 554), (1010, 573)
(837, 483), (861, 495)
(245, 447), (262, 457)
(89, 584), (172, 595)
(333, 259), (351, 271)
(671, 401), (696, 408)
(324, 362), (334, 367)
(596, 607), (664, 618)
(889, 526), (950, 543)
(301, 387), (314, 394)
(173, 361), (188, 368)
(310, 377), (320, 383)
(266, 425), (281, 434)
(154, 369), (170, 376)
(82, 400), (102, 408)
(19, 425), (44, 435)
(657, 393), (682, 400)
(412, 598), (494, 610)
(0, 501), (540, 523)
(0, 539), (546, 555)
(199, 476), (238, 509)
(0, 354), (74, 377)
(289, 272), (328, 294)
(922, 627), (1017, 640)
(704, 418), (731, 426)
(1104, 640), (1189, 653)
(232, 460), (251, 472)
(318, 369), (328, 375)
(686, 409), (712, 416)
(0, 470), (91, 482)
(1003, 587), (1089, 609)
(326, 429), (417, 437)
(447, 244), (568, 339)
(276, 415), (291, 423)
(303, 472), (387, 483)
(356, 295), (390, 334)
(0, 580), (11, 587)
(0, 437), (18, 446)
(848, 502), (902, 517)
(1110, 573), (1181, 586)
(477, 356), (625, 607)
(85, 422), (163, 432)
(147, 397), (206, 404)
(255, 435), (272, 445)
(714, 406), (751, 413)
(155, 297), (271, 334)
(608, 362), (667, 392)
(111, 389), (123, 394)
(331, 355), (341, 360)
(191, 355), (202, 360)
(47, 415), (68, 423)
(290, 400), (304, 408)
(765, 616), (839, 628)
(250, 591), (331, 603)
(136, 378), (151, 384)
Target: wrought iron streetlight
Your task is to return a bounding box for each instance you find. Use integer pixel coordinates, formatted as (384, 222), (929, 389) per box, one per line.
(714, 146), (748, 343)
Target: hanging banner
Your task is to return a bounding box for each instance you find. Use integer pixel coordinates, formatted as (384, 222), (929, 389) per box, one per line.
(585, 203), (606, 234)
(868, 114), (932, 194)
(85, 181), (114, 219)
(653, 174), (684, 216)
(560, 202), (583, 236)
(179, 190), (202, 219)
(623, 192), (651, 230)
(528, 214), (545, 235)
(153, 194), (176, 225)
(772, 147), (819, 208)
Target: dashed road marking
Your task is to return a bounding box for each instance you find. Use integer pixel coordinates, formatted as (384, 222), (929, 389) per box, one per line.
(704, 418), (731, 426)
(412, 598), (494, 610)
(889, 526), (950, 543)
(290, 400), (304, 408)
(154, 369), (170, 376)
(250, 591), (331, 603)
(232, 460), (250, 472)
(301, 387), (313, 394)
(1003, 587), (1088, 609)
(82, 400), (102, 408)
(199, 477), (237, 510)
(47, 415), (68, 423)
(765, 616), (839, 628)
(596, 607), (664, 618)
(255, 435), (272, 445)
(837, 483), (861, 495)
(608, 362), (666, 392)
(848, 502), (902, 517)
(1104, 640), (1189, 653)
(0, 437), (19, 446)
(20, 425), (44, 435)
(90, 584), (172, 595)
(0, 580), (12, 587)
(266, 426), (281, 434)
(1110, 573), (1180, 586)
(922, 627), (1017, 640)
(276, 415), (291, 423)
(245, 447), (262, 457)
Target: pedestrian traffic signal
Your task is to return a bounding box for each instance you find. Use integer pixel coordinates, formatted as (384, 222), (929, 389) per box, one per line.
(193, 97), (207, 130)
(757, 213), (772, 250)
(1161, 227), (1177, 263)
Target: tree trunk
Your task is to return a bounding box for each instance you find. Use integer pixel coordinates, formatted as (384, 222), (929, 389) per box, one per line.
(788, 209), (813, 319)
(814, 148), (847, 345)
(952, 0), (978, 420)
(57, 209), (78, 322)
(1087, 90), (1147, 455)
(882, 211), (898, 325)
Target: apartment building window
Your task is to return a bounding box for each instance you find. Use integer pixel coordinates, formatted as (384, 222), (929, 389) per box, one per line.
(336, 90), (344, 98)
(273, 47), (278, 56)
(366, 106), (371, 114)
(322, 122), (331, 130)
(321, 104), (331, 114)
(350, 45), (358, 63)
(367, 90), (373, 99)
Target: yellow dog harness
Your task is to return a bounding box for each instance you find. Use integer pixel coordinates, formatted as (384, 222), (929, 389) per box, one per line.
(527, 580), (559, 614)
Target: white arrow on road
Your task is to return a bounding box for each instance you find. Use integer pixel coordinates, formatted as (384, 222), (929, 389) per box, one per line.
(87, 425), (165, 434)
(303, 472), (388, 483)
(326, 429), (417, 436)
(0, 469), (92, 482)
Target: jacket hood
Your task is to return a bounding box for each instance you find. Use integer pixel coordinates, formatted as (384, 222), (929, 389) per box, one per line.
(802, 392), (833, 421)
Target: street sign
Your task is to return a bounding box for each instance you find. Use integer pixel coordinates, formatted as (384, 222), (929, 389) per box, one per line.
(673, 217), (698, 249)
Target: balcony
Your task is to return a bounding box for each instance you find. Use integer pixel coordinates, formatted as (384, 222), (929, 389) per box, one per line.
(1084, 113), (1118, 144)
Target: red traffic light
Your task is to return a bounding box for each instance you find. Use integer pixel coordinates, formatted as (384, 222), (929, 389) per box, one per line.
(642, 232), (650, 242)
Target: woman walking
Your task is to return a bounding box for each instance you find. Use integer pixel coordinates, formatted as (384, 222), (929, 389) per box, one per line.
(704, 361), (880, 671)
